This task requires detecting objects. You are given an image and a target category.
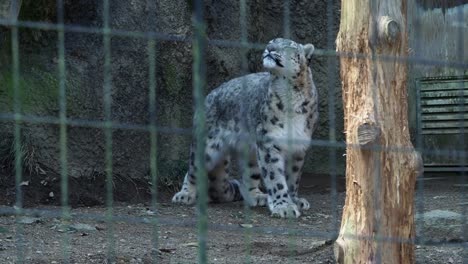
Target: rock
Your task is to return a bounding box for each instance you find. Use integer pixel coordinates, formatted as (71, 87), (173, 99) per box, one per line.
(415, 210), (463, 241)
(68, 223), (97, 232)
(0, 0), (343, 197)
(416, 210), (462, 222)
(309, 240), (333, 250)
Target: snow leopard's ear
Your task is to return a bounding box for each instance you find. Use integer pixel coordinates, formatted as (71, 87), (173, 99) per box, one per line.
(303, 44), (314, 64)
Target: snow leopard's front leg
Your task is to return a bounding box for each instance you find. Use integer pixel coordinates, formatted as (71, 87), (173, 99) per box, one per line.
(286, 152), (310, 210)
(257, 145), (300, 218)
(172, 146), (197, 205)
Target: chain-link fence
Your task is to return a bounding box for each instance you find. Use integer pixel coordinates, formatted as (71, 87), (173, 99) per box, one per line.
(0, 0), (467, 263)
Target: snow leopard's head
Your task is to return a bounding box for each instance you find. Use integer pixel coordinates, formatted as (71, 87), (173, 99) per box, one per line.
(262, 38), (314, 78)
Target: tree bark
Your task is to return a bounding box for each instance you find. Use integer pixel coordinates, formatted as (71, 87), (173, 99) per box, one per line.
(334, 0), (422, 263)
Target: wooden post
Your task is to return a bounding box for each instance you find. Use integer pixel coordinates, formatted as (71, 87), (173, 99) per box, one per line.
(334, 0), (422, 263)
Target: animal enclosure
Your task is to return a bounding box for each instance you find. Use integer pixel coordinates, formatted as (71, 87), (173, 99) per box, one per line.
(0, 0), (466, 263)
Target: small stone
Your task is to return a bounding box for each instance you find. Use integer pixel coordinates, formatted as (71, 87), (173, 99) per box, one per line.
(49, 192), (54, 198)
(68, 223), (97, 232)
(19, 217), (41, 225)
(146, 210), (155, 215)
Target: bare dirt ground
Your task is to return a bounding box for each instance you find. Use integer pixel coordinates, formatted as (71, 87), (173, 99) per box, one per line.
(0, 175), (466, 263)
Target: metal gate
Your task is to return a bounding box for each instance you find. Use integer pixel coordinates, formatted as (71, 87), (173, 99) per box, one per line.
(416, 76), (468, 173)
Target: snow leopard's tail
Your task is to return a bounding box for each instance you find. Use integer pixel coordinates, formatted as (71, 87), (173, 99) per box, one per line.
(208, 179), (243, 203)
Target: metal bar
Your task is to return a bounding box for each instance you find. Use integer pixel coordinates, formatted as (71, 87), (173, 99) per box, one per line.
(421, 114), (468, 121)
(368, 0), (383, 258)
(421, 121), (468, 129)
(193, 0), (208, 262)
(56, 0), (71, 262)
(10, 0), (24, 262)
(0, 19), (467, 69)
(148, 37), (159, 264)
(282, 0), (290, 39)
(421, 106), (467, 114)
(420, 90), (468, 98)
(1, 202), (466, 249)
(3, 111), (468, 157)
(102, 0), (115, 262)
(421, 98), (468, 106)
(0, 112), (192, 135)
(238, 0), (254, 263)
(455, 3), (467, 262)
(0, 205), (439, 245)
(421, 129), (468, 135)
(420, 82), (468, 91)
(2, 204), (463, 249)
(326, 0), (339, 238)
(146, 3), (159, 263)
(281, 0), (294, 260)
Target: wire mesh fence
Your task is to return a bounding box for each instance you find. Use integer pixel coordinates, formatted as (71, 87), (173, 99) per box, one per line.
(0, 0), (466, 263)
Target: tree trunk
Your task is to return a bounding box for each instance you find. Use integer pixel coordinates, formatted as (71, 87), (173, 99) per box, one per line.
(334, 0), (422, 263)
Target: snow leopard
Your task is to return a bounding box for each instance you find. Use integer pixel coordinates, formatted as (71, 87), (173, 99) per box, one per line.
(172, 38), (319, 218)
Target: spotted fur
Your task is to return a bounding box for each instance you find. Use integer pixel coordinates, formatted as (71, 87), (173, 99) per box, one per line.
(172, 38), (319, 218)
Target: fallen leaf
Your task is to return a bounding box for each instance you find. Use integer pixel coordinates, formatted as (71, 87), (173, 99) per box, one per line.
(19, 181), (29, 186)
(182, 242), (198, 248)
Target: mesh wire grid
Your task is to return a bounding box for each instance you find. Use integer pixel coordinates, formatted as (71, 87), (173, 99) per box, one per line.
(0, 0), (467, 263)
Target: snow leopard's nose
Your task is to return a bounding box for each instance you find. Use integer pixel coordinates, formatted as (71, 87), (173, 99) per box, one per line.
(266, 43), (280, 53)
